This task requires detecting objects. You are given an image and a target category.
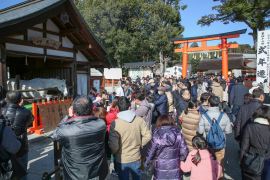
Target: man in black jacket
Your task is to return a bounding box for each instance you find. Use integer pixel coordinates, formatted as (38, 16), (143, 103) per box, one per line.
(234, 88), (265, 144)
(229, 77), (249, 119)
(173, 88), (190, 125)
(2, 91), (33, 180)
(0, 116), (21, 179)
(52, 95), (108, 180)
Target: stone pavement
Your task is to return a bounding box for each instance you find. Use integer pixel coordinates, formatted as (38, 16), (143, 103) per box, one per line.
(26, 133), (241, 180)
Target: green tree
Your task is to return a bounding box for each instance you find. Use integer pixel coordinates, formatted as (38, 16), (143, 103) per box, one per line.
(197, 0), (270, 46)
(76, 0), (184, 66)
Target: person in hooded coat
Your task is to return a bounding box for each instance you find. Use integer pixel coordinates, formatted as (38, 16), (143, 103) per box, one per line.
(145, 115), (188, 180)
(109, 97), (151, 180)
(131, 92), (153, 130)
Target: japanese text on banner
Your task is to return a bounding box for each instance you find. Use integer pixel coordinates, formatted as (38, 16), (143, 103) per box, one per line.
(256, 30), (270, 84)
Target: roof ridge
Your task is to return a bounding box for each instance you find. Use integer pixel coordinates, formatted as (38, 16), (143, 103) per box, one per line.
(0, 0), (44, 14)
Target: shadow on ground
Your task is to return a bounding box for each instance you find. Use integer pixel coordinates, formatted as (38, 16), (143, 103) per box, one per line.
(28, 138), (54, 180)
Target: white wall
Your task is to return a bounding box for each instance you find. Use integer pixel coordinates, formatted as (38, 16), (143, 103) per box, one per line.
(76, 51), (88, 62)
(6, 43), (43, 54)
(128, 69), (153, 80)
(62, 36), (73, 48)
(46, 19), (60, 32)
(27, 29), (43, 40)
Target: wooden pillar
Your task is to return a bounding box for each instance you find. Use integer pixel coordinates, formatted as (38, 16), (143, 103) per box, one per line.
(221, 38), (228, 80)
(87, 66), (91, 93)
(182, 42), (188, 79)
(0, 45), (7, 89)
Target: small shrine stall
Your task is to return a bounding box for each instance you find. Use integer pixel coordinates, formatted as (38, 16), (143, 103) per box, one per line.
(123, 61), (156, 80)
(197, 53), (256, 80)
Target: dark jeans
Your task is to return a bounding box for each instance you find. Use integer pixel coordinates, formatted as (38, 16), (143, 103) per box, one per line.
(262, 159), (270, 180)
(17, 153), (28, 180)
(232, 105), (241, 119)
(115, 160), (141, 180)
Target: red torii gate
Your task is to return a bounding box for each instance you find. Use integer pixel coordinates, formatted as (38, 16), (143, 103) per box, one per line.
(173, 29), (247, 80)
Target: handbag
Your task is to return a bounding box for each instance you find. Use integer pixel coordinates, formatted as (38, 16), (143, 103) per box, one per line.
(242, 141), (270, 176)
(242, 152), (266, 176)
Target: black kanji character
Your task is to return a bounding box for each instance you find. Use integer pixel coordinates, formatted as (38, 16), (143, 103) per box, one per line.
(258, 46), (267, 54)
(257, 70), (266, 78)
(258, 58), (267, 66)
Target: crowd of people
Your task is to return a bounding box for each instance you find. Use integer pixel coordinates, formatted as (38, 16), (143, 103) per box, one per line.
(0, 75), (270, 180)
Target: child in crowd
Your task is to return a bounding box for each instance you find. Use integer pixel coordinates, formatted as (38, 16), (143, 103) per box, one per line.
(180, 135), (222, 180)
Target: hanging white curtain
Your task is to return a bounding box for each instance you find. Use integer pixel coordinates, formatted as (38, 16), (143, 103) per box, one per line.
(77, 74), (88, 95)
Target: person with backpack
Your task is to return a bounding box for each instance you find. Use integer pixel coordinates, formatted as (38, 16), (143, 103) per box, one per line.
(197, 95), (232, 175)
(180, 135), (222, 180)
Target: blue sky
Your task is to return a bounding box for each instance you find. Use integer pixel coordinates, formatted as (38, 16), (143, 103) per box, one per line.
(181, 0), (253, 45)
(0, 0), (253, 45)
(0, 0), (25, 9)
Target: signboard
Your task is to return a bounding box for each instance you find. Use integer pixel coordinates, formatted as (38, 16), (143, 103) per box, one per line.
(32, 37), (61, 49)
(104, 68), (122, 80)
(256, 30), (270, 84)
(128, 69), (153, 80)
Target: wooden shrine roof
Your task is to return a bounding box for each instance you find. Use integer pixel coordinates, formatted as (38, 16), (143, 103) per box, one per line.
(0, 0), (111, 67)
(197, 53), (255, 71)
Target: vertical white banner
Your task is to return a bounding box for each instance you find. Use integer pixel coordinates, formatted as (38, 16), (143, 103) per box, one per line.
(256, 30), (270, 84)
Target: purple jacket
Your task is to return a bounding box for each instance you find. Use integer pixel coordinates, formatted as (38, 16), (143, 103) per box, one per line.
(145, 126), (188, 180)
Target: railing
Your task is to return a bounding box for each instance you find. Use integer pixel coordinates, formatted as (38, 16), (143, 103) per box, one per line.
(28, 97), (72, 135)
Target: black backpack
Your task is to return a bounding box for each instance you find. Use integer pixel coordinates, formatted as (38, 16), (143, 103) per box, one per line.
(0, 120), (13, 179)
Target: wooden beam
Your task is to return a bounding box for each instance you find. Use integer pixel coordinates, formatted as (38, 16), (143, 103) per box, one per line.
(29, 27), (59, 36)
(227, 43), (239, 49)
(3, 38), (74, 52)
(74, 44), (92, 50)
(175, 43), (238, 53)
(7, 50), (74, 62)
(60, 28), (80, 35)
(174, 34), (241, 44)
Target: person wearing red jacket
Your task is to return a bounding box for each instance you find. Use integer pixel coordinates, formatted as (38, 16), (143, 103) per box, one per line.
(105, 99), (119, 132)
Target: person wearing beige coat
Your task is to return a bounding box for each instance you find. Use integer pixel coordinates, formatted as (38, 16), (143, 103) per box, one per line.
(212, 79), (224, 101)
(181, 103), (200, 151)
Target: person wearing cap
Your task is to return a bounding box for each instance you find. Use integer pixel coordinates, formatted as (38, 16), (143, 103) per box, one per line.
(249, 81), (260, 94)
